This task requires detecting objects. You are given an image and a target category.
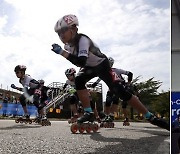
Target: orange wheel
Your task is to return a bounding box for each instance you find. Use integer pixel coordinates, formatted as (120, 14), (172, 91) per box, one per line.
(71, 123), (78, 133)
(85, 124), (92, 133)
(78, 124), (85, 133)
(92, 123), (99, 132)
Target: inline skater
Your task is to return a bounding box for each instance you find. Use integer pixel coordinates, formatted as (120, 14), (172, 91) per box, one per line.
(91, 57), (133, 127)
(63, 68), (81, 123)
(63, 68), (100, 124)
(51, 14), (169, 131)
(11, 65), (51, 125)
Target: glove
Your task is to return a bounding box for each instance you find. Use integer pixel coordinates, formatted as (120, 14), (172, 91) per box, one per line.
(11, 84), (17, 89)
(91, 82), (97, 88)
(51, 43), (63, 55)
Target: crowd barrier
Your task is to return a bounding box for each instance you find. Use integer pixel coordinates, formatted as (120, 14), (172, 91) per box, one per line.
(0, 102), (37, 116)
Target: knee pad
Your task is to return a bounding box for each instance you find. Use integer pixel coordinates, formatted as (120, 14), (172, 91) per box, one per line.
(112, 82), (132, 101)
(19, 95), (26, 107)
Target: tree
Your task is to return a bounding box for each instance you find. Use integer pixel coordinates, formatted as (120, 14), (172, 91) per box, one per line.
(151, 91), (170, 118)
(133, 76), (169, 118)
(134, 77), (162, 106)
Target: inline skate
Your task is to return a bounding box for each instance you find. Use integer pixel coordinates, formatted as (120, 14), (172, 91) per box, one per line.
(123, 117), (130, 126)
(32, 116), (42, 124)
(68, 114), (78, 124)
(100, 115), (115, 128)
(15, 115), (32, 124)
(147, 114), (170, 131)
(40, 115), (51, 126)
(70, 112), (99, 134)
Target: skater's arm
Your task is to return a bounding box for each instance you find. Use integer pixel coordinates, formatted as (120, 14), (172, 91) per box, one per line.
(51, 44), (87, 67)
(11, 84), (23, 91)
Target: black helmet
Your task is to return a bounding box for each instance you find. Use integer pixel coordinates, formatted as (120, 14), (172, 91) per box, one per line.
(65, 68), (76, 76)
(14, 65), (26, 72)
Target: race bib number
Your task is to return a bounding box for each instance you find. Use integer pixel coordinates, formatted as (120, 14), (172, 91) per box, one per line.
(110, 70), (120, 82)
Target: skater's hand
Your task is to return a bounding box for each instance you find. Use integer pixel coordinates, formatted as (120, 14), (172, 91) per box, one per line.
(51, 43), (63, 55)
(11, 84), (17, 89)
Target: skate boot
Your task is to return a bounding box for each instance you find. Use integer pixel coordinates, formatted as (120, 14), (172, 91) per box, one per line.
(123, 117), (130, 126)
(100, 115), (115, 128)
(147, 114), (170, 131)
(15, 114), (32, 124)
(96, 116), (102, 123)
(33, 116), (42, 124)
(68, 114), (78, 124)
(40, 115), (51, 126)
(70, 112), (99, 134)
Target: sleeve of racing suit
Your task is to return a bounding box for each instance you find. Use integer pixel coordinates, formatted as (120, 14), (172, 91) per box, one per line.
(127, 72), (133, 82)
(67, 54), (87, 67)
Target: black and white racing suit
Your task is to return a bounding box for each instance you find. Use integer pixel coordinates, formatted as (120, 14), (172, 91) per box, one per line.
(65, 33), (132, 102)
(93, 68), (133, 108)
(19, 74), (45, 112)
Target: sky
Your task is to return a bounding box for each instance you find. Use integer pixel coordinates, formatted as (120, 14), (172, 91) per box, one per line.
(0, 0), (170, 100)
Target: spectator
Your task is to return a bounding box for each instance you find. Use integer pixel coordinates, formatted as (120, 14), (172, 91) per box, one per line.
(2, 93), (10, 117)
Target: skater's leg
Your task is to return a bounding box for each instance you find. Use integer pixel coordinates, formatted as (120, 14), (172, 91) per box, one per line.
(128, 95), (169, 130)
(19, 94), (29, 115)
(128, 95), (148, 114)
(77, 89), (92, 112)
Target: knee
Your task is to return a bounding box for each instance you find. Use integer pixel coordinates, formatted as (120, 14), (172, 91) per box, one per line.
(105, 97), (112, 107)
(75, 76), (86, 90)
(112, 83), (132, 101)
(19, 95), (26, 106)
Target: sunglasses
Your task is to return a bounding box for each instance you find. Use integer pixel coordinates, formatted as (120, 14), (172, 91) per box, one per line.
(66, 74), (73, 77)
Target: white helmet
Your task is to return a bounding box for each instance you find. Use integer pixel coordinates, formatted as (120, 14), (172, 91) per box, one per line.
(108, 57), (114, 67)
(54, 14), (79, 32)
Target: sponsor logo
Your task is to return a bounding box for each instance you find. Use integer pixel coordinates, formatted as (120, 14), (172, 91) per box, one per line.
(171, 99), (180, 105)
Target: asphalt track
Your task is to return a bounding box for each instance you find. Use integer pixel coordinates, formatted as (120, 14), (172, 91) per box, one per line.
(0, 120), (170, 154)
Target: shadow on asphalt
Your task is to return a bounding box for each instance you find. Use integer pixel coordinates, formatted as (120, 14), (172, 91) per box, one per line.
(0, 124), (42, 130)
(89, 128), (169, 154)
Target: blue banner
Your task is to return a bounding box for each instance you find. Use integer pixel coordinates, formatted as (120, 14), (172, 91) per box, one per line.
(0, 102), (38, 116)
(172, 92), (180, 123)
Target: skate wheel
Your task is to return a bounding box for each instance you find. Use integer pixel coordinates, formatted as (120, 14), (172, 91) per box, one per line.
(111, 123), (115, 128)
(29, 120), (32, 124)
(104, 122), (108, 128)
(20, 121), (23, 124)
(68, 119), (71, 124)
(78, 124), (85, 133)
(15, 119), (19, 123)
(100, 123), (104, 128)
(71, 123), (78, 133)
(85, 124), (92, 133)
(92, 123), (99, 132)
